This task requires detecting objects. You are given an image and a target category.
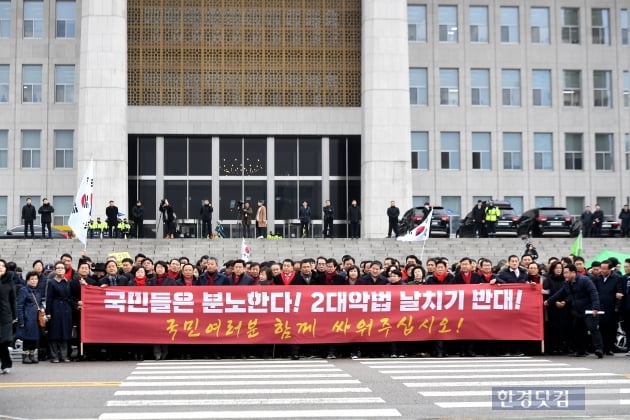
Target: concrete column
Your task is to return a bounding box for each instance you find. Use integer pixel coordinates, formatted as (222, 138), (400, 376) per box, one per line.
(361, 0), (412, 238)
(76, 1), (128, 216)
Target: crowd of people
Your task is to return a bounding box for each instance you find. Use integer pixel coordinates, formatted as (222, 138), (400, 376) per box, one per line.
(0, 242), (627, 374)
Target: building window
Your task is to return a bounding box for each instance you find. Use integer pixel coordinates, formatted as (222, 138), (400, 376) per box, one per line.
(411, 131), (429, 170)
(595, 133), (613, 170)
(532, 69), (551, 107)
(438, 5), (458, 43)
(409, 68), (428, 105)
(440, 132), (460, 170)
(565, 133), (583, 170)
(624, 71), (629, 107)
(0, 64), (8, 103)
(500, 6), (519, 44)
(55, 65), (74, 104)
(622, 9), (629, 46)
(472, 132), (491, 170)
(504, 196), (523, 215)
(408, 5), (426, 42)
(0, 130), (7, 168)
(471, 68), (490, 106)
(593, 70), (612, 107)
(0, 0), (10, 38)
(413, 196), (430, 207)
(561, 8), (580, 44)
(625, 133), (630, 170)
(530, 7), (550, 44)
(534, 133), (553, 170)
(502, 69), (521, 106)
(566, 197), (585, 216)
(56, 0), (76, 38)
(52, 196), (72, 225)
(503, 132), (522, 170)
(24, 0), (44, 39)
(592, 9), (610, 45)
(439, 68), (459, 106)
(22, 65), (42, 104)
(54, 130), (73, 169)
(441, 196), (461, 217)
(469, 6), (488, 43)
(535, 196), (554, 207)
(563, 70), (581, 106)
(22, 130), (41, 169)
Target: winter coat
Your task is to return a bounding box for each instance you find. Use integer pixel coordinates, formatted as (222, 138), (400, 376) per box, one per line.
(0, 272), (16, 343)
(22, 204), (36, 222)
(595, 272), (623, 323)
(619, 209), (630, 230)
(45, 278), (75, 341)
(131, 204), (144, 222)
(348, 205), (361, 223)
(16, 285), (42, 341)
(547, 274), (600, 319)
(38, 203), (54, 224)
(299, 205), (311, 223)
(200, 204), (213, 222)
(106, 205), (119, 224)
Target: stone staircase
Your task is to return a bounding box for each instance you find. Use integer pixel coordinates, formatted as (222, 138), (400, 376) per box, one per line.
(0, 237), (627, 269)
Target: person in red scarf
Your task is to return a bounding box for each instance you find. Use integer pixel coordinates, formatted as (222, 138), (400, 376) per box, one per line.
(526, 262), (542, 284)
(131, 266), (147, 286)
(280, 259), (296, 285)
(229, 260), (254, 285)
(324, 258), (348, 285)
(178, 263), (197, 286)
(574, 256), (588, 276)
(477, 259), (498, 284)
(453, 257), (482, 285)
(425, 260), (454, 357)
(166, 259), (181, 281)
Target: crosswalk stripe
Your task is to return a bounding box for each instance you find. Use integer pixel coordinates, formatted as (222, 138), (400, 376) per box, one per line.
(106, 397), (386, 407)
(404, 379), (630, 387)
(420, 388), (630, 397)
(361, 360), (553, 368)
(115, 387), (374, 396)
(373, 362), (571, 369)
(359, 356), (533, 362)
(125, 373), (351, 380)
(137, 360), (330, 366)
(98, 408), (402, 419)
(381, 367), (585, 374)
(121, 379), (361, 387)
(435, 400), (630, 408)
(132, 368), (343, 373)
(394, 372), (617, 380)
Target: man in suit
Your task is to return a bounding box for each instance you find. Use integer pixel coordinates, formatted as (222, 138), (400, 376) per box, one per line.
(595, 260), (623, 355)
(228, 259), (254, 285)
(498, 255), (528, 283)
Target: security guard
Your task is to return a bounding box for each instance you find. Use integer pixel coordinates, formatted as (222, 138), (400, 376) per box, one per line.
(117, 218), (131, 239)
(484, 200), (501, 238)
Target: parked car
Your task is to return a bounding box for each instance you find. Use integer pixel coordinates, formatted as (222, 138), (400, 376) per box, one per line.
(517, 207), (578, 237)
(0, 225), (71, 239)
(601, 216), (621, 237)
(398, 206), (450, 237)
(456, 206), (519, 237)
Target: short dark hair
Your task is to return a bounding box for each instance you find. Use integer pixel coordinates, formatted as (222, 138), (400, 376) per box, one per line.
(565, 263), (577, 273)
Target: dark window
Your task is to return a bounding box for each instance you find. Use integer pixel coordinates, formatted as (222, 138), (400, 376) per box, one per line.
(219, 180), (242, 220)
(220, 137), (242, 176)
(189, 180), (211, 219)
(189, 137), (211, 176)
(299, 180), (322, 219)
(164, 180), (187, 219)
(347, 137), (361, 176)
(164, 137), (187, 175)
(275, 138), (297, 176)
(275, 180), (298, 219)
(299, 138), (321, 176)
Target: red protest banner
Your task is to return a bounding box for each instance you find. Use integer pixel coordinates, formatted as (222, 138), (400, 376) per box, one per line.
(80, 284), (543, 344)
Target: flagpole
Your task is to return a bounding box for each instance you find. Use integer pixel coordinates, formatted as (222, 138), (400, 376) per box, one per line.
(420, 239), (427, 262)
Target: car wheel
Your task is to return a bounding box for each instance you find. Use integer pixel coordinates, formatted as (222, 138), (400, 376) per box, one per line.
(614, 321), (627, 353)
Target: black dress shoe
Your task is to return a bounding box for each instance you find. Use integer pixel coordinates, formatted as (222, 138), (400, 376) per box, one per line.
(605, 350), (614, 356)
(595, 350), (604, 359)
(569, 352), (587, 357)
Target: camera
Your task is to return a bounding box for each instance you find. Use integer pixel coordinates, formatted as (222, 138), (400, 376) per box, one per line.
(160, 198), (167, 206)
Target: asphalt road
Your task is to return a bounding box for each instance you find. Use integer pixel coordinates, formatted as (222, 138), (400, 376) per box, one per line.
(2, 353), (630, 420)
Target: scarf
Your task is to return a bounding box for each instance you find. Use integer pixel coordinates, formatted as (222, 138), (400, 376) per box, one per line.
(432, 271), (449, 283)
(481, 272), (494, 283)
(325, 272), (338, 285)
(134, 276), (146, 286)
(460, 271), (472, 284)
(167, 270), (179, 279)
(281, 271), (296, 285)
(155, 273), (167, 286)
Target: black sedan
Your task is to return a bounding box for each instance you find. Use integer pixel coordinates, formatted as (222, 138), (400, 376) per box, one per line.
(398, 206), (450, 237)
(456, 207), (519, 237)
(0, 225), (71, 239)
(516, 207), (579, 237)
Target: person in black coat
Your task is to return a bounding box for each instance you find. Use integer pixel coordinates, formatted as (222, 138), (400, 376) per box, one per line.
(16, 271), (43, 363)
(471, 200), (486, 238)
(348, 200), (361, 239)
(322, 200), (334, 238)
(386, 201), (400, 238)
(619, 204), (630, 238)
(545, 264), (603, 358)
(594, 260), (624, 355)
(580, 206), (594, 237)
(98, 260), (129, 287)
(21, 198), (37, 238)
(299, 200), (311, 238)
(159, 199), (175, 239)
(199, 200), (213, 239)
(0, 259), (17, 373)
(131, 200), (145, 238)
(357, 261), (389, 285)
(542, 261), (572, 354)
(497, 255), (528, 283)
(45, 262), (77, 363)
(228, 260), (255, 285)
(591, 204), (604, 237)
(290, 259), (322, 285)
(38, 198), (55, 238)
(105, 200), (119, 238)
